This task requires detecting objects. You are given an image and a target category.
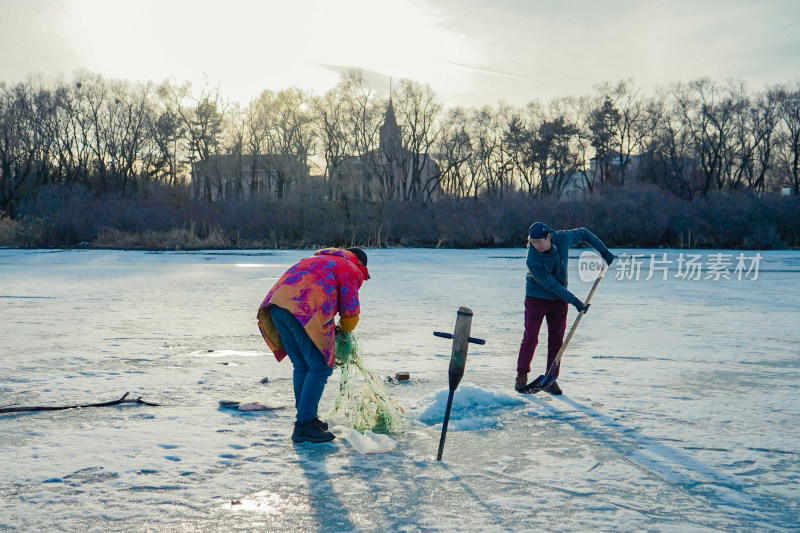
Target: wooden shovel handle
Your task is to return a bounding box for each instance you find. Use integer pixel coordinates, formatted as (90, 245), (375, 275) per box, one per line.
(545, 266), (606, 376)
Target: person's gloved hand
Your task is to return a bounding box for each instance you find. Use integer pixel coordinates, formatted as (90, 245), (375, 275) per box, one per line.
(573, 299), (591, 314)
(338, 315), (359, 333)
(602, 250), (615, 266)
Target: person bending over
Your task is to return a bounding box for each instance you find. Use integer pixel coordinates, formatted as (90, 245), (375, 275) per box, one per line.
(257, 247), (370, 442)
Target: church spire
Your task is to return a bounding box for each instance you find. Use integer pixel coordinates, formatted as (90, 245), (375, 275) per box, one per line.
(380, 77), (401, 156)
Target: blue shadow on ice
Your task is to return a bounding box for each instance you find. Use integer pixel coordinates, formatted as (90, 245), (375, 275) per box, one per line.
(292, 442), (358, 530)
(539, 395), (763, 515)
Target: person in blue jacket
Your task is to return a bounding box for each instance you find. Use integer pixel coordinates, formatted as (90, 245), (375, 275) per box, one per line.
(515, 222), (614, 394)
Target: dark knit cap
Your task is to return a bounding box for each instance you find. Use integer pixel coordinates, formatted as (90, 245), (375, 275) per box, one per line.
(346, 247), (367, 267)
(528, 222), (551, 240)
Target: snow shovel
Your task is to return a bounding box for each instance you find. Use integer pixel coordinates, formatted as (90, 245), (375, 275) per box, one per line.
(517, 265), (607, 395)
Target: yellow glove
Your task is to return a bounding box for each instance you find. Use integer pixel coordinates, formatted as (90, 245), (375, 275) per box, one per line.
(338, 315), (359, 333)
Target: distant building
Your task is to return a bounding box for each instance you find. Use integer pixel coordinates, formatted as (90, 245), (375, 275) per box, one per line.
(588, 151), (649, 187)
(191, 154), (316, 202)
(331, 99), (441, 202)
(583, 151), (707, 197)
(559, 172), (589, 200)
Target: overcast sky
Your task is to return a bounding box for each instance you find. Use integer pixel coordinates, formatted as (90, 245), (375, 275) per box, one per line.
(1, 0), (799, 108)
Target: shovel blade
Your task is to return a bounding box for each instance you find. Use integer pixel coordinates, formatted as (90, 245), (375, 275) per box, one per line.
(517, 374), (548, 394)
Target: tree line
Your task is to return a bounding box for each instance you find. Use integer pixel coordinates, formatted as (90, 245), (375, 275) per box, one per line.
(0, 70), (799, 249)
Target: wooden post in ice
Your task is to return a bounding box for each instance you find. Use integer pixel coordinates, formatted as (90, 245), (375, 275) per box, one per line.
(433, 307), (486, 461)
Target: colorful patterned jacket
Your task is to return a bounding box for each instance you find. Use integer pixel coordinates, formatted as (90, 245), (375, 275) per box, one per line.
(257, 248), (369, 367)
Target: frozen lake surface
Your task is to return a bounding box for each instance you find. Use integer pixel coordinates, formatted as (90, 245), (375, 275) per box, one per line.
(1, 247), (799, 532)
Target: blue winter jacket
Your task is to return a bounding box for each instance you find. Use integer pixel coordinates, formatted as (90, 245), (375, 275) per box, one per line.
(525, 228), (610, 305)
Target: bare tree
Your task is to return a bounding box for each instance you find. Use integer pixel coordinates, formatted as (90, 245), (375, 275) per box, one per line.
(466, 104), (515, 199)
(221, 103), (246, 198)
(0, 82), (37, 215)
(775, 83), (800, 195)
(393, 79), (442, 202)
(109, 80), (155, 197)
(503, 99), (584, 198)
(57, 72), (103, 186)
(434, 106), (473, 198)
(246, 87), (315, 199)
(639, 89), (697, 198)
(589, 95), (620, 187)
(750, 89), (780, 193)
(328, 71), (385, 202)
(728, 88), (779, 193)
(147, 108), (185, 186)
(503, 101), (543, 197)
(676, 78), (746, 194)
(313, 83), (351, 188)
(535, 116), (581, 197)
(466, 106), (497, 198)
(159, 79), (226, 200)
(569, 95), (597, 195)
(589, 80), (650, 188)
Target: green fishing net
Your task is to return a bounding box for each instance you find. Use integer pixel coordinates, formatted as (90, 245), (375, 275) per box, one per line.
(326, 331), (407, 434)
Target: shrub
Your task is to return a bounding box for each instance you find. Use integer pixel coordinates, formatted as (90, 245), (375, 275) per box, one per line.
(2, 183), (798, 250)
(0, 215), (19, 246)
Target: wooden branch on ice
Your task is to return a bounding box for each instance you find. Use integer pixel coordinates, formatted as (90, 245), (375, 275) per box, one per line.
(0, 392), (160, 414)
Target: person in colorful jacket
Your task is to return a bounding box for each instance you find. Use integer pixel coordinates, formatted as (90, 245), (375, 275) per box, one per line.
(515, 223), (614, 395)
(257, 247), (370, 443)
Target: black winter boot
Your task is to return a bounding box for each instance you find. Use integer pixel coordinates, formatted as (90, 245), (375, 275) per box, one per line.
(543, 381), (562, 395)
(314, 417), (329, 431)
(292, 420), (335, 443)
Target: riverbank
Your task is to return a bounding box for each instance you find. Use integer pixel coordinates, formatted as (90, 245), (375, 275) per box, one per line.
(2, 186), (799, 250)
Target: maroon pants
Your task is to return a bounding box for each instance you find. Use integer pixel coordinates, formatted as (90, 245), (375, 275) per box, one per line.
(516, 297), (568, 378)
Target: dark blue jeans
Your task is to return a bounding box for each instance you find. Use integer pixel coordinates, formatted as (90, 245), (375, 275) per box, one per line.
(269, 306), (333, 423)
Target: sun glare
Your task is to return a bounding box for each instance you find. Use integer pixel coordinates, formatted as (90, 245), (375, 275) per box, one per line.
(58, 0), (477, 105)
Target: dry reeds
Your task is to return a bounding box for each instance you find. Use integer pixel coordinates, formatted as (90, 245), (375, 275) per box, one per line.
(93, 226), (227, 250)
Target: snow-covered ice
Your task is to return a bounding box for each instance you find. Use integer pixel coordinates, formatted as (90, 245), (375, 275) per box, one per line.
(335, 427), (398, 454)
(1, 247), (798, 532)
(416, 383), (525, 431)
